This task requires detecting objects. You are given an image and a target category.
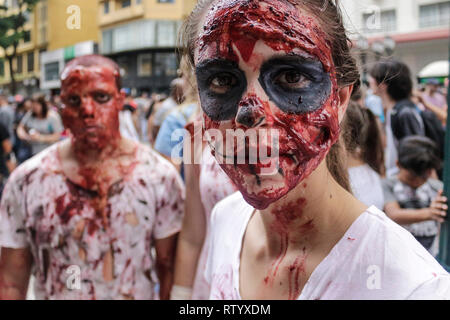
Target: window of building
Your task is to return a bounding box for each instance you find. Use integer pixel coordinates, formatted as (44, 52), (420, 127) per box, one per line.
(158, 0), (174, 3)
(40, 1), (48, 22)
(363, 9), (397, 34)
(102, 29), (113, 54)
(138, 53), (153, 76)
(154, 52), (177, 77)
(23, 10), (31, 23)
(104, 1), (110, 14)
(16, 55), (23, 74)
(27, 52), (34, 72)
(136, 0), (142, 4)
(156, 21), (177, 47)
(0, 60), (4, 78)
(40, 25), (47, 44)
(420, 1), (450, 28)
(23, 30), (31, 43)
(121, 0), (131, 8)
(45, 62), (59, 82)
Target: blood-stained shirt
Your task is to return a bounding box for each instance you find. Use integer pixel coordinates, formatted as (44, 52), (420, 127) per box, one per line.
(0, 142), (185, 300)
(205, 192), (450, 300)
(191, 147), (237, 299)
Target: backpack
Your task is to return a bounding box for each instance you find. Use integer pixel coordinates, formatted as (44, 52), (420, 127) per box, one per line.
(391, 100), (445, 159)
(420, 109), (445, 159)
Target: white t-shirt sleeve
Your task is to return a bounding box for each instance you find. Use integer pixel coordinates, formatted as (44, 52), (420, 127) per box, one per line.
(153, 167), (185, 240)
(0, 172), (28, 248)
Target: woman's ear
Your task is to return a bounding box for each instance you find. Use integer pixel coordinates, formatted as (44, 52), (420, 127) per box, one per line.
(338, 84), (354, 123)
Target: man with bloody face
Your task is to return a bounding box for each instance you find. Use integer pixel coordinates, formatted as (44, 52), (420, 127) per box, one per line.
(0, 55), (184, 300)
(184, 0), (450, 300)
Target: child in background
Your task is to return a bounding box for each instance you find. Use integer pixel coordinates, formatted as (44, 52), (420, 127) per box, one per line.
(383, 136), (447, 256)
(342, 102), (385, 210)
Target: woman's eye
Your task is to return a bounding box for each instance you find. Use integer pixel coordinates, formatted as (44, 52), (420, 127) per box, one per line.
(209, 73), (237, 94)
(94, 93), (111, 103)
(275, 70), (309, 89)
(67, 96), (81, 106)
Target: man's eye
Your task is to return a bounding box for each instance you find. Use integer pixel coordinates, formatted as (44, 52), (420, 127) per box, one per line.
(274, 70), (310, 89)
(94, 93), (111, 103)
(209, 73), (237, 94)
(67, 96), (81, 106)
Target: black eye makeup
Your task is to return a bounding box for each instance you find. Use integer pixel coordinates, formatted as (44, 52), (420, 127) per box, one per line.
(196, 59), (247, 121)
(258, 56), (332, 114)
(94, 92), (112, 104)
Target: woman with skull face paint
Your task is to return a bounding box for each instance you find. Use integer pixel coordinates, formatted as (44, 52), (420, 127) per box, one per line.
(181, 0), (450, 300)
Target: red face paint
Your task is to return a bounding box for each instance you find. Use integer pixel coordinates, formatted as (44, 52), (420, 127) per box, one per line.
(60, 64), (122, 152)
(197, 0), (340, 210)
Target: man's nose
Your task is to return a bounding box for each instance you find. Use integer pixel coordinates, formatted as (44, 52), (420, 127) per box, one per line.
(235, 95), (266, 128)
(80, 98), (95, 118)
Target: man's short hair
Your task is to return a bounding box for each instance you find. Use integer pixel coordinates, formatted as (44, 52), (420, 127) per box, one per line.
(398, 136), (441, 178)
(370, 59), (412, 102)
(62, 55), (122, 90)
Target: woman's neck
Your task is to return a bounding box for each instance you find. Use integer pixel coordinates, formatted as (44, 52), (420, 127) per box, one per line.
(258, 161), (366, 256)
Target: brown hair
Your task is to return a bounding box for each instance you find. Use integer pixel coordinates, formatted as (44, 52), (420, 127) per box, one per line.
(342, 101), (385, 176)
(180, 0), (360, 192)
(31, 95), (49, 119)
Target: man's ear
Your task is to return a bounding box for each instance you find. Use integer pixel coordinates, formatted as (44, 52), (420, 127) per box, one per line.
(338, 84), (354, 123)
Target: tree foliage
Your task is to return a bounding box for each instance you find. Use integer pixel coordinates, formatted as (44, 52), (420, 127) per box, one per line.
(0, 0), (40, 94)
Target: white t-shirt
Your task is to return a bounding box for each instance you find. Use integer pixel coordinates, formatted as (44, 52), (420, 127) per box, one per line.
(348, 164), (384, 210)
(0, 142), (185, 300)
(205, 192), (450, 300)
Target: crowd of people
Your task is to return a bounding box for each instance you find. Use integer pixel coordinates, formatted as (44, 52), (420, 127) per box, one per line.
(0, 0), (449, 300)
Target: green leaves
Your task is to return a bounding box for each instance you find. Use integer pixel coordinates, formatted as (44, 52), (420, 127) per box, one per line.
(0, 0), (40, 51)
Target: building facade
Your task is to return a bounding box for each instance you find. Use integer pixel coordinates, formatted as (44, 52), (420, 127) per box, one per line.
(0, 0), (99, 96)
(343, 0), (449, 82)
(98, 0), (197, 95)
(0, 0), (48, 96)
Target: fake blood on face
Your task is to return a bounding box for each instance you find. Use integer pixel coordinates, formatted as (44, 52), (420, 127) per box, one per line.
(198, 0), (340, 210)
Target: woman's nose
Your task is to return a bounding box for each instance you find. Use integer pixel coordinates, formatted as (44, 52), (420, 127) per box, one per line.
(235, 95), (266, 128)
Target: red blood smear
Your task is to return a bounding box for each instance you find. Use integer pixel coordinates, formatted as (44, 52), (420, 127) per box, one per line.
(233, 36), (257, 63)
(200, 0), (340, 210)
(199, 0), (334, 72)
(288, 248), (307, 300)
(265, 198), (311, 285)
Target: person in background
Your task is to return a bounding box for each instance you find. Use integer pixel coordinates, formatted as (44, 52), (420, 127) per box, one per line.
(413, 79), (448, 126)
(383, 136), (446, 257)
(146, 93), (168, 144)
(171, 107), (238, 300)
(13, 98), (32, 164)
(119, 92), (140, 142)
(16, 95), (63, 156)
(0, 94), (15, 147)
(369, 60), (425, 176)
(0, 120), (16, 197)
(0, 54), (184, 300)
(148, 78), (186, 145)
(342, 101), (385, 210)
(364, 82), (385, 124)
(134, 92), (151, 143)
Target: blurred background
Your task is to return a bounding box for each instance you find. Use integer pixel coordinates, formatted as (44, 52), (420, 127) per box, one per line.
(0, 0), (448, 98)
